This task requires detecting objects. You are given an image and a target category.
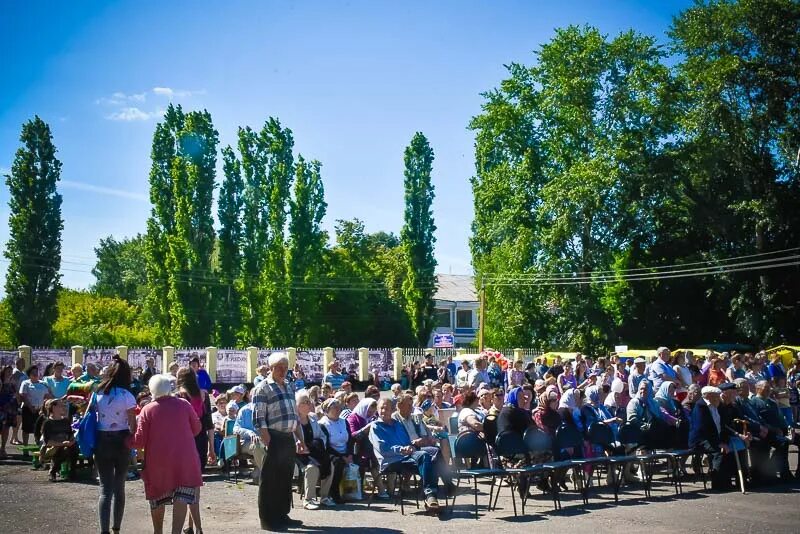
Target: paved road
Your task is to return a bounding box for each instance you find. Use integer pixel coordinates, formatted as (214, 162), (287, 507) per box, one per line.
(1, 451), (798, 533)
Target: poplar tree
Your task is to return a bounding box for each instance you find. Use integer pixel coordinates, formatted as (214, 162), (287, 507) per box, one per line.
(3, 116), (63, 345)
(217, 146), (244, 346)
(400, 132), (437, 346)
(287, 157), (328, 345)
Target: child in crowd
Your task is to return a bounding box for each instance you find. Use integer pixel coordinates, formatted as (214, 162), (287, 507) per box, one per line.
(40, 398), (78, 482)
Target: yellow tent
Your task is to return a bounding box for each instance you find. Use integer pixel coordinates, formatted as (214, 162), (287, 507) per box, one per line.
(766, 345), (800, 369)
(540, 352), (579, 366)
(617, 349), (659, 361)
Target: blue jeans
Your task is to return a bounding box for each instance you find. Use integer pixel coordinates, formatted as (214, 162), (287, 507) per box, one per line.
(394, 450), (437, 496)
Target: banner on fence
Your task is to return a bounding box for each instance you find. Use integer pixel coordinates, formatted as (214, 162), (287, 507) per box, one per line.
(335, 349), (358, 379)
(217, 349), (248, 384)
(368, 350), (393, 382)
(84, 348), (116, 368)
(32, 349), (71, 369)
(174, 349), (206, 368)
(296, 349), (324, 383)
(128, 348), (162, 373)
(0, 350), (17, 367)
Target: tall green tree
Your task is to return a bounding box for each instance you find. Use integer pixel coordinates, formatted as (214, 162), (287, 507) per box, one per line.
(91, 234), (147, 304)
(670, 0), (800, 344)
(3, 116), (63, 345)
(144, 104), (218, 345)
(470, 26), (676, 352)
(287, 157), (328, 345)
(401, 133), (437, 346)
(216, 146), (244, 347)
(235, 118), (294, 345)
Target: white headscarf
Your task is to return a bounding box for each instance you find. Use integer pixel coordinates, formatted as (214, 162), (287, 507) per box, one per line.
(352, 398), (376, 421)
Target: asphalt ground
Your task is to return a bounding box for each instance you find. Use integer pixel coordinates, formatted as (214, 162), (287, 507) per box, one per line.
(1, 445), (799, 534)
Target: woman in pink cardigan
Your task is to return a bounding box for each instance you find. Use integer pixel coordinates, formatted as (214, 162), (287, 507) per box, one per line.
(134, 374), (203, 534)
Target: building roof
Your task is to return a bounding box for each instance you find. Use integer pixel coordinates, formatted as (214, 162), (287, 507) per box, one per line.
(434, 274), (477, 303)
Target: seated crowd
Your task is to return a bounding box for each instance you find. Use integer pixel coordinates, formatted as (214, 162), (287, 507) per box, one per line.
(1, 345), (798, 527)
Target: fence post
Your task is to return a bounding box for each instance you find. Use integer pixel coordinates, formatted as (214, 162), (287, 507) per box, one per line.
(513, 348), (523, 362)
(392, 347), (403, 381)
(358, 347), (369, 382)
(246, 346), (258, 383)
(18, 345), (31, 368)
(163, 346), (175, 371)
(116, 345), (128, 361)
(71, 345), (84, 368)
(206, 346), (218, 382)
(286, 347), (297, 369)
(323, 347), (334, 377)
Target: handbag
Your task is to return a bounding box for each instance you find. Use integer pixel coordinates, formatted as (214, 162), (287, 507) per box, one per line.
(339, 462), (362, 501)
(76, 393), (99, 457)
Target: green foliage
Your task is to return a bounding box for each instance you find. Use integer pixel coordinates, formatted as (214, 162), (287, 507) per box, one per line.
(52, 290), (156, 347)
(3, 116), (63, 346)
(401, 133), (438, 346)
(0, 300), (15, 348)
(143, 104), (218, 346)
(287, 157), (328, 345)
(216, 146), (244, 346)
(91, 234), (147, 304)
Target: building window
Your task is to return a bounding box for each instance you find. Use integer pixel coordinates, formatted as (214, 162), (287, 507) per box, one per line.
(456, 310), (473, 329)
(435, 308), (451, 328)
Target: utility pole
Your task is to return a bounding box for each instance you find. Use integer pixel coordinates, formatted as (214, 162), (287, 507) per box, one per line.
(478, 278), (486, 352)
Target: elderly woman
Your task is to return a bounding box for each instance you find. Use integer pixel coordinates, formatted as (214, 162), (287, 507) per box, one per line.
(627, 380), (675, 450)
(346, 398), (388, 499)
(532, 386), (561, 436)
(319, 398), (351, 503)
(654, 382), (689, 448)
(134, 375), (203, 534)
(296, 390), (335, 509)
(581, 385), (621, 437)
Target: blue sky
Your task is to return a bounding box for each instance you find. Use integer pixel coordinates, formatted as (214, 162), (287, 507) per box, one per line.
(0, 0), (692, 292)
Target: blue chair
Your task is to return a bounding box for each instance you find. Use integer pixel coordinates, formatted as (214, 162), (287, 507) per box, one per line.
(449, 432), (507, 519)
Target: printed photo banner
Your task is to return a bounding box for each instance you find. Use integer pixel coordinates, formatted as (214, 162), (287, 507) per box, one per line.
(0, 350), (18, 368)
(174, 348), (206, 369)
(369, 349), (393, 381)
(84, 348), (116, 368)
(334, 349), (359, 378)
(256, 349), (282, 368)
(216, 349), (248, 384)
(32, 349), (71, 369)
(127, 348), (162, 373)
(296, 349), (324, 383)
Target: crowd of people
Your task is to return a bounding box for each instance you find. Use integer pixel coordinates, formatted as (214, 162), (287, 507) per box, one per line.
(1, 346), (799, 533)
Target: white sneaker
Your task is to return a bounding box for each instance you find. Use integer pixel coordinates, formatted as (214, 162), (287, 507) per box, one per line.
(320, 497), (336, 507)
(303, 499), (320, 510)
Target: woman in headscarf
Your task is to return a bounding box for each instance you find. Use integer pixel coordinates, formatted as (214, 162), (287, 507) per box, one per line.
(345, 398), (387, 499)
(581, 385), (620, 438)
(653, 382), (688, 448)
(557, 388), (584, 432)
(626, 380), (674, 450)
(496, 387), (533, 437)
(532, 386), (561, 436)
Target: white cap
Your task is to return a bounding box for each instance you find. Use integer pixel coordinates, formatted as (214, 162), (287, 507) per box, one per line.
(230, 384), (246, 395)
(701, 386), (722, 395)
(634, 357), (646, 364)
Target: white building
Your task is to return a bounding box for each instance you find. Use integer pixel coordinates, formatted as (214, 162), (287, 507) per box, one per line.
(429, 274), (478, 347)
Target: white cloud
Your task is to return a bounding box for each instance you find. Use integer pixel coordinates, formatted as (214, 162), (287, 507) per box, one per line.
(96, 91), (147, 106)
(60, 179), (149, 202)
(152, 87), (205, 99)
(105, 107), (161, 121)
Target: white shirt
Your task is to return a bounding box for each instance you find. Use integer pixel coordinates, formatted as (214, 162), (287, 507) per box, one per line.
(455, 369), (470, 388)
(320, 417), (349, 455)
(19, 380), (49, 409)
(96, 387), (136, 431)
(457, 407), (480, 433)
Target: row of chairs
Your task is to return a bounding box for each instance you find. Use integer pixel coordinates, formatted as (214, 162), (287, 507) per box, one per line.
(448, 423), (700, 519)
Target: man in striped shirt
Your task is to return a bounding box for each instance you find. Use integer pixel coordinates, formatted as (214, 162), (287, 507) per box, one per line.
(324, 360), (346, 390)
(252, 352), (306, 531)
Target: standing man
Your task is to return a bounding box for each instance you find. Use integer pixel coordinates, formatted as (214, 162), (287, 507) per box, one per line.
(647, 347), (678, 391)
(252, 352), (306, 531)
(189, 356), (212, 392)
(140, 357), (157, 387)
(323, 360), (346, 391)
(10, 358), (27, 445)
(422, 353), (438, 382)
(445, 355), (457, 385)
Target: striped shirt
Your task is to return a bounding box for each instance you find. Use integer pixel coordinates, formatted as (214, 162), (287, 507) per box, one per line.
(252, 376), (298, 433)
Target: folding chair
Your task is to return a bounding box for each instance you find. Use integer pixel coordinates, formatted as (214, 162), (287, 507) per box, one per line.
(221, 435), (242, 483)
(366, 461), (419, 515)
(448, 431), (507, 519)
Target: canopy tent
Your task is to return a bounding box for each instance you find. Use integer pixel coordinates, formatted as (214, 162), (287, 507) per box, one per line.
(617, 349), (659, 361)
(540, 352), (579, 365)
(766, 345), (800, 369)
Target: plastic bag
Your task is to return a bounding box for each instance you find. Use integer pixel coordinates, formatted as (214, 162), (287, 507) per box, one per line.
(339, 462), (362, 501)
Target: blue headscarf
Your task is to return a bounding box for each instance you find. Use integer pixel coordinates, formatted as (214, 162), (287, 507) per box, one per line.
(654, 382), (677, 412)
(506, 386), (522, 408)
(636, 379), (663, 419)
